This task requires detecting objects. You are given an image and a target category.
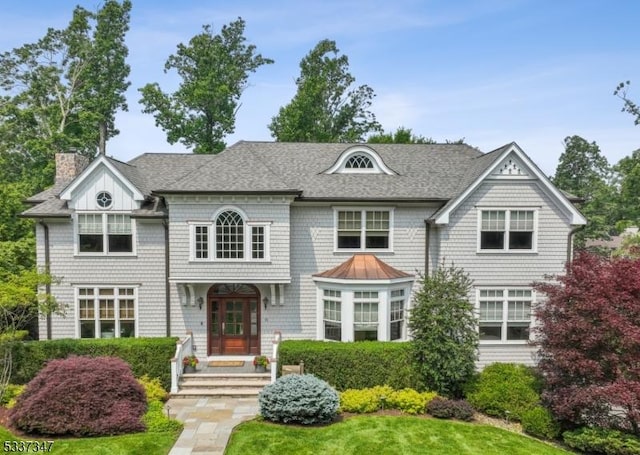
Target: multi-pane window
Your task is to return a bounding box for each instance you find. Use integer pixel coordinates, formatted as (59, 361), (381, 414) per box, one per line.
(323, 290), (341, 341)
(78, 287), (136, 338)
(479, 210), (535, 251)
(354, 291), (379, 341)
(252, 226), (265, 259)
(191, 212), (269, 261)
(390, 289), (405, 341)
(478, 289), (532, 342)
(78, 213), (133, 254)
(337, 209), (391, 250)
(345, 154), (373, 169)
(216, 211), (244, 259)
(195, 226), (209, 259)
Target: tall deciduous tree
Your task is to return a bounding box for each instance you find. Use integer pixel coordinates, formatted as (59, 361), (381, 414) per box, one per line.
(614, 149), (640, 228)
(139, 18), (273, 154)
(534, 252), (640, 434)
(0, 0), (131, 169)
(552, 135), (614, 244)
(367, 127), (435, 144)
(408, 264), (478, 398)
(614, 80), (640, 125)
(268, 39), (381, 142)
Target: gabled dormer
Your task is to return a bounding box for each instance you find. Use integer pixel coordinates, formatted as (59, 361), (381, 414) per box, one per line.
(323, 145), (397, 175)
(59, 154), (145, 210)
(59, 155), (145, 256)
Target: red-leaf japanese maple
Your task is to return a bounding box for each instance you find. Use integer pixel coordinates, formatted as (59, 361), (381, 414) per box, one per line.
(534, 252), (640, 434)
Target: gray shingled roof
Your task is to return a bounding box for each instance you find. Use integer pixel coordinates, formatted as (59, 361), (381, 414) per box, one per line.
(155, 141), (484, 199)
(23, 141), (513, 217)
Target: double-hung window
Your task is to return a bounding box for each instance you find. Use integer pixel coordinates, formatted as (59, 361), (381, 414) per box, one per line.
(323, 290), (342, 341)
(353, 291), (379, 341)
(336, 209), (392, 250)
(478, 288), (533, 343)
(390, 289), (405, 341)
(479, 209), (536, 251)
(190, 209), (270, 261)
(78, 287), (137, 338)
(77, 213), (134, 254)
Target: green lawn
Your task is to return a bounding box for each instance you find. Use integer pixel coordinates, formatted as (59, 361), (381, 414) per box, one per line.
(0, 425), (179, 455)
(225, 416), (570, 455)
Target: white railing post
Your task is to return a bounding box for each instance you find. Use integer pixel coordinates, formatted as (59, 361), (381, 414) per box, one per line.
(170, 331), (194, 394)
(271, 331), (281, 384)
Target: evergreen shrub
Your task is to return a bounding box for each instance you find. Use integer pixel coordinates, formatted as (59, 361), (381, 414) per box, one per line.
(427, 397), (474, 421)
(465, 362), (541, 421)
(10, 337), (177, 389)
(563, 427), (640, 455)
(10, 356), (146, 436)
(278, 340), (421, 391)
(259, 374), (339, 425)
(521, 406), (560, 440)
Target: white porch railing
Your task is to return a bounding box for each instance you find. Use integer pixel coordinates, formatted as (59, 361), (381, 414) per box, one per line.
(270, 331), (281, 384)
(170, 331), (194, 394)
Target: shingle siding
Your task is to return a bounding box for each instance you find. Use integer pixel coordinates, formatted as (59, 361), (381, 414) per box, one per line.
(38, 219), (167, 340)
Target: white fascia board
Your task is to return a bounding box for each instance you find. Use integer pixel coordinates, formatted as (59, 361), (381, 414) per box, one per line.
(433, 143), (587, 226)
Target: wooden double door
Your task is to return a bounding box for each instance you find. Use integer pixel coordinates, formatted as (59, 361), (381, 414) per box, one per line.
(207, 284), (260, 355)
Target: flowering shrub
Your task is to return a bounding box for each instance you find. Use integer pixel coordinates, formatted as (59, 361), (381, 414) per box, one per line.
(10, 356), (146, 436)
(259, 374), (339, 425)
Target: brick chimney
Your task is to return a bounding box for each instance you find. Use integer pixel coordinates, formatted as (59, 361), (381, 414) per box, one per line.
(55, 152), (90, 184)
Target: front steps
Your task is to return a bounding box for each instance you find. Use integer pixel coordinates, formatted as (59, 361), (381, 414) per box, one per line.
(172, 373), (271, 398)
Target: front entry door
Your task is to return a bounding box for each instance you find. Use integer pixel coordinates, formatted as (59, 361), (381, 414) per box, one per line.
(208, 284), (260, 355)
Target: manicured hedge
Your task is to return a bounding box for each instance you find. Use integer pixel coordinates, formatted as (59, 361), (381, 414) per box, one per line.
(10, 337), (178, 390)
(277, 340), (423, 391)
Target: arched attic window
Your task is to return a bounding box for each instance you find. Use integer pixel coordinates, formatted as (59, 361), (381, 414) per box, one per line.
(345, 153), (374, 170)
(324, 146), (396, 175)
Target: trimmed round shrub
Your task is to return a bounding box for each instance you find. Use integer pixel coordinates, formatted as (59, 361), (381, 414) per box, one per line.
(340, 385), (394, 413)
(10, 356), (146, 436)
(259, 374), (339, 425)
(563, 427), (640, 455)
(521, 406), (560, 440)
(387, 388), (438, 415)
(138, 374), (169, 403)
(427, 397), (474, 421)
(465, 363), (541, 421)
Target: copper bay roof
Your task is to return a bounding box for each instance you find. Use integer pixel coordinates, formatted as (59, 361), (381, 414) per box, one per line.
(313, 254), (414, 281)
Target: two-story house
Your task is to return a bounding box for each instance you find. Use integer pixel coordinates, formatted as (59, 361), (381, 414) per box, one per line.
(22, 141), (586, 367)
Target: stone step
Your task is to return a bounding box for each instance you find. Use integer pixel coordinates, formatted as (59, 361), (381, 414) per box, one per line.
(172, 387), (265, 398)
(180, 379), (271, 388)
(181, 373), (270, 380)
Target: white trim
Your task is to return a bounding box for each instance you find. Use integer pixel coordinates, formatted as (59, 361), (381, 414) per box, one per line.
(475, 208), (539, 253)
(60, 155), (144, 201)
(74, 212), (137, 257)
(315, 282), (413, 342)
(74, 285), (139, 339)
(475, 286), (536, 345)
(332, 207), (395, 253)
(169, 277), (291, 284)
(324, 145), (396, 175)
(433, 143), (587, 226)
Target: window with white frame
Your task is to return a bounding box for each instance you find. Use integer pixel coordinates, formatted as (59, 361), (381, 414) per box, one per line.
(323, 290), (342, 341)
(390, 289), (405, 341)
(354, 291), (379, 341)
(78, 287), (136, 338)
(345, 153), (374, 169)
(336, 209), (391, 250)
(190, 211), (270, 262)
(479, 209), (535, 251)
(77, 213), (133, 254)
(478, 289), (533, 342)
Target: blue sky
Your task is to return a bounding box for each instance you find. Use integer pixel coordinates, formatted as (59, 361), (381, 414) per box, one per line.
(1, 0), (639, 175)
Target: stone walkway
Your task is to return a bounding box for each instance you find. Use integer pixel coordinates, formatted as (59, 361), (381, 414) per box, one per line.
(166, 396), (260, 455)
